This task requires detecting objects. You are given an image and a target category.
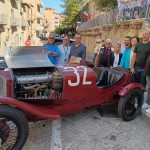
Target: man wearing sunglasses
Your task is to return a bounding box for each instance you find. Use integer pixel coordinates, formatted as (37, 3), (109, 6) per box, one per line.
(44, 33), (60, 65)
(70, 33), (86, 61)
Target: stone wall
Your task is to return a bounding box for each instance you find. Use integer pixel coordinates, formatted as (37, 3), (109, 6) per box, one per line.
(79, 19), (148, 60)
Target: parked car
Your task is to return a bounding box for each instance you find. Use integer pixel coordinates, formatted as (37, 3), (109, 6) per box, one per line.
(38, 36), (75, 45)
(0, 46), (145, 149)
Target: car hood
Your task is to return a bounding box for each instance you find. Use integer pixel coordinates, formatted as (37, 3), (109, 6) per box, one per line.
(4, 46), (54, 69)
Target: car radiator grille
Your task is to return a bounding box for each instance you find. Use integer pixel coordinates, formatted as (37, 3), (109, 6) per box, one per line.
(0, 75), (7, 96)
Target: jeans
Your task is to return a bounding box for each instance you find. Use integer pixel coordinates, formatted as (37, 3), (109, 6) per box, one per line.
(146, 76), (150, 105)
(133, 67), (146, 87)
(92, 53), (98, 63)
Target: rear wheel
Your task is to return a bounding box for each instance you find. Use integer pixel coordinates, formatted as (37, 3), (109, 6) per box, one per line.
(118, 88), (144, 121)
(0, 105), (29, 150)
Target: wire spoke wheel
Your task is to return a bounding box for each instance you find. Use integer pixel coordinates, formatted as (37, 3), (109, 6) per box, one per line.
(125, 93), (139, 116)
(118, 88), (144, 121)
(0, 105), (29, 150)
(0, 119), (18, 150)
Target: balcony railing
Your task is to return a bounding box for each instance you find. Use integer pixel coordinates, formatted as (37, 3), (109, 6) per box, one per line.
(38, 0), (44, 8)
(78, 4), (150, 31)
(10, 17), (21, 26)
(36, 24), (43, 31)
(0, 14), (7, 25)
(37, 12), (43, 19)
(22, 19), (28, 27)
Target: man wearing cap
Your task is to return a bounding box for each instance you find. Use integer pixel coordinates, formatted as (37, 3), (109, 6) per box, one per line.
(44, 33), (60, 65)
(92, 39), (102, 63)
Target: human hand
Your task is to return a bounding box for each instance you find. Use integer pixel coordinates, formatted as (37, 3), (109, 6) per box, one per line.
(50, 52), (56, 56)
(130, 68), (135, 74)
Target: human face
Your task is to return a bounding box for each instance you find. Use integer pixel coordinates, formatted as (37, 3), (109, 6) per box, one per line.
(142, 31), (150, 42)
(48, 36), (55, 45)
(124, 38), (131, 47)
(131, 38), (138, 47)
(75, 35), (82, 45)
(105, 41), (111, 48)
(114, 45), (120, 54)
(63, 36), (70, 46)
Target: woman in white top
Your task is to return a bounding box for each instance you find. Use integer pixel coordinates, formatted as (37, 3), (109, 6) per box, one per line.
(130, 36), (139, 68)
(110, 43), (122, 67)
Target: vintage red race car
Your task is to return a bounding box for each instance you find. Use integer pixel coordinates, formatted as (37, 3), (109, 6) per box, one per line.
(0, 46), (145, 149)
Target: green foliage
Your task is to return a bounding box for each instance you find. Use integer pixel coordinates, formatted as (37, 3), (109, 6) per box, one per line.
(94, 0), (118, 11)
(61, 0), (81, 25)
(55, 26), (75, 37)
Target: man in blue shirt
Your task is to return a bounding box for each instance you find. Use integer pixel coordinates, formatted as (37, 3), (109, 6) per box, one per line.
(44, 33), (60, 65)
(120, 36), (132, 69)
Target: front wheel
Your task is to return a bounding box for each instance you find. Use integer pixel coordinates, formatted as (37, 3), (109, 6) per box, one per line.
(118, 88), (144, 121)
(0, 105), (29, 150)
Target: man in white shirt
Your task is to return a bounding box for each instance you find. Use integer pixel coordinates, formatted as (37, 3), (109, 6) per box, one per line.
(58, 35), (71, 65)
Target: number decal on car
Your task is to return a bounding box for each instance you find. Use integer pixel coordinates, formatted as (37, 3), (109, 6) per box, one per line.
(64, 66), (92, 86)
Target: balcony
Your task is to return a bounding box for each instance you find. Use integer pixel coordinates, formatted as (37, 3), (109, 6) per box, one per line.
(38, 0), (44, 8)
(37, 12), (42, 19)
(0, 14), (7, 25)
(36, 24), (43, 31)
(21, 0), (31, 6)
(22, 19), (28, 27)
(10, 18), (21, 26)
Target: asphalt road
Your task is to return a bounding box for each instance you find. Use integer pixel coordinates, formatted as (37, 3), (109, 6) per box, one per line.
(23, 107), (150, 150)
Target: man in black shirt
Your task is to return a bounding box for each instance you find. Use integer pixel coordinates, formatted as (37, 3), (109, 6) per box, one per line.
(131, 30), (150, 87)
(145, 52), (150, 113)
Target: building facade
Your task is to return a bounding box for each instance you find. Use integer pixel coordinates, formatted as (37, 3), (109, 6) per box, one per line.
(0, 0), (45, 55)
(44, 7), (65, 32)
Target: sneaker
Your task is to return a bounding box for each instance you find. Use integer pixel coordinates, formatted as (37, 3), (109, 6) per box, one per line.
(146, 108), (150, 113)
(142, 103), (150, 109)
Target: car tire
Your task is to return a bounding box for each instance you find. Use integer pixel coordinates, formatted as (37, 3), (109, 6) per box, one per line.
(0, 105), (29, 150)
(118, 88), (144, 121)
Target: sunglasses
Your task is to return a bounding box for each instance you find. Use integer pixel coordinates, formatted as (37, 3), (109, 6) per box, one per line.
(106, 42), (111, 44)
(75, 37), (80, 39)
(49, 37), (55, 40)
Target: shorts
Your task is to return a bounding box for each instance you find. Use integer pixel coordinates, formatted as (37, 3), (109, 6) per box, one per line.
(146, 76), (150, 89)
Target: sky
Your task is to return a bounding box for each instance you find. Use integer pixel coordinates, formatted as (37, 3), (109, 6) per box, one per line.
(42, 0), (64, 13)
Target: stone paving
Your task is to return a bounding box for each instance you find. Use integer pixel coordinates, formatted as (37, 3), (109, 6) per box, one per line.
(23, 120), (52, 150)
(61, 109), (150, 150)
(22, 92), (150, 150)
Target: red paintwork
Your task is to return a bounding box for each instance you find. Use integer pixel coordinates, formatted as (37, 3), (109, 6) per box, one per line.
(0, 96), (60, 120)
(118, 82), (145, 96)
(0, 64), (145, 120)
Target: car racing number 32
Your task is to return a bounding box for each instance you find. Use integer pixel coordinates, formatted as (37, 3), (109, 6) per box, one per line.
(64, 66), (92, 86)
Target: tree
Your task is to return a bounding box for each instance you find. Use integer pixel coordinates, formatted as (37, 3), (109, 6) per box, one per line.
(94, 0), (118, 11)
(61, 0), (81, 25)
(55, 26), (75, 37)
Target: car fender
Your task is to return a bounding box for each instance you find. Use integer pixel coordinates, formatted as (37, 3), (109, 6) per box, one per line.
(0, 96), (60, 120)
(118, 82), (145, 97)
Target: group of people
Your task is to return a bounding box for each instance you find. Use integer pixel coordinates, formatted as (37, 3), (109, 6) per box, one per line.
(43, 33), (86, 65)
(94, 30), (150, 113)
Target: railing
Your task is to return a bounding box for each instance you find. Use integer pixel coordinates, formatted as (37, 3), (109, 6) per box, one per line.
(10, 17), (21, 26)
(0, 14), (7, 25)
(36, 24), (43, 31)
(22, 19), (28, 27)
(78, 4), (150, 31)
